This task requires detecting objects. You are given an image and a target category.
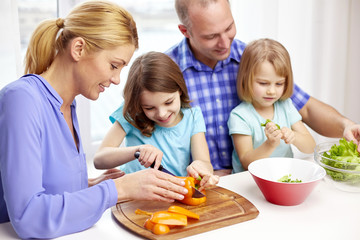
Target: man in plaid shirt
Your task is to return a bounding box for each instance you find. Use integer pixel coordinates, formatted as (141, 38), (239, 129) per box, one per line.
(166, 0), (359, 175)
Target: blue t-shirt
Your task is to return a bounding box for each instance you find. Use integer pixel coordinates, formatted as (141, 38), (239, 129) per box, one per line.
(110, 104), (206, 176)
(0, 75), (117, 238)
(227, 99), (302, 173)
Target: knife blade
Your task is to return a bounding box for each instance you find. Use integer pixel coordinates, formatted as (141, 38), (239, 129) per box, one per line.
(134, 151), (205, 198)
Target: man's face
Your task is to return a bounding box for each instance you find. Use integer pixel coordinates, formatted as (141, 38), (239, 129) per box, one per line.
(185, 0), (236, 68)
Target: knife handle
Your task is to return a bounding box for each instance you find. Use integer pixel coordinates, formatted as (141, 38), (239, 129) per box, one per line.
(134, 151), (163, 170)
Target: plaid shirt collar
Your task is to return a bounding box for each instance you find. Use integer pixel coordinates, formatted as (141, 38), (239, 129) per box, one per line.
(177, 38), (242, 72)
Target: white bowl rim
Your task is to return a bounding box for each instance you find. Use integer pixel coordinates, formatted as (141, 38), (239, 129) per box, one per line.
(248, 157), (326, 184)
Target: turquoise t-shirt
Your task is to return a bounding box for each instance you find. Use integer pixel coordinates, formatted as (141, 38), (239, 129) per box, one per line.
(110, 104), (206, 176)
(227, 99), (302, 173)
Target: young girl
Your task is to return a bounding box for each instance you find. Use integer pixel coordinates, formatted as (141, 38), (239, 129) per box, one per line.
(228, 38), (316, 173)
(94, 51), (219, 187)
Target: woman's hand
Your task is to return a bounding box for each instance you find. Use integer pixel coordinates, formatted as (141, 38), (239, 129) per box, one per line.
(113, 169), (188, 203)
(136, 145), (163, 169)
(88, 168), (125, 187)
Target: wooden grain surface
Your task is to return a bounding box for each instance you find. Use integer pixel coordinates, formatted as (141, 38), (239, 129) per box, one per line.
(111, 186), (259, 239)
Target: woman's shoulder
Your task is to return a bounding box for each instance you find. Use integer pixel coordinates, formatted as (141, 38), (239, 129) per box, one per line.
(1, 75), (46, 103)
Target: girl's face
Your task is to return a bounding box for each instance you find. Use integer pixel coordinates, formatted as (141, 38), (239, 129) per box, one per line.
(140, 90), (182, 128)
(76, 44), (135, 100)
(252, 60), (285, 109)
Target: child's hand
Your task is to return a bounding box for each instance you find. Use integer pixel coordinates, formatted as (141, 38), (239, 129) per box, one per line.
(281, 127), (295, 144)
(136, 145), (163, 169)
(197, 174), (220, 191)
(264, 122), (282, 147)
(186, 160), (219, 190)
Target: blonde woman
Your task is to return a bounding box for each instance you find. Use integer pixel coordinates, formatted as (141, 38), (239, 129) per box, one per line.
(0, 1), (187, 238)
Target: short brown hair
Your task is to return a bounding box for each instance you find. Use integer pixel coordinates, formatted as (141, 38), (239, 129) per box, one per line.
(123, 51), (191, 137)
(237, 38), (293, 102)
(175, 0), (228, 29)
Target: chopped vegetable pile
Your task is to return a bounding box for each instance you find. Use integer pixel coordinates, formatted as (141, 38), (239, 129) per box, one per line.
(321, 138), (360, 183)
(261, 119), (280, 129)
(136, 206), (200, 235)
(277, 174), (302, 183)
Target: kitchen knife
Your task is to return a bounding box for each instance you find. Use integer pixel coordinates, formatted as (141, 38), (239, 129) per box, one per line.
(134, 151), (205, 198)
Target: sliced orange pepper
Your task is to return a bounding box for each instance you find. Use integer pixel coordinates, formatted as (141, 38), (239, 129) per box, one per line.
(167, 205), (200, 220)
(152, 223), (170, 235)
(150, 211), (187, 226)
(135, 208), (152, 216)
(144, 218), (155, 230)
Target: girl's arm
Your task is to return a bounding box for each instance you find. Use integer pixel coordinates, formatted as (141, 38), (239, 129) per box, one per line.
(232, 125), (281, 170)
(93, 121), (138, 169)
(283, 120), (316, 154)
(93, 121), (163, 169)
(187, 132), (219, 188)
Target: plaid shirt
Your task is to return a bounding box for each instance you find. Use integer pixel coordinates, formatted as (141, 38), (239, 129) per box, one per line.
(166, 38), (310, 170)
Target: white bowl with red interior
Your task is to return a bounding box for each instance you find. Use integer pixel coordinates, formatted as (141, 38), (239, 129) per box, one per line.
(248, 157), (326, 206)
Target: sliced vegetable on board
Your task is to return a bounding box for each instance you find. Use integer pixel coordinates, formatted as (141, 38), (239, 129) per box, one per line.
(136, 206), (200, 235)
(168, 205), (200, 220)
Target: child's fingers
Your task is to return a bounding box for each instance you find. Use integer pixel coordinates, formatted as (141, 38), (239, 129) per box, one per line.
(186, 164), (200, 179)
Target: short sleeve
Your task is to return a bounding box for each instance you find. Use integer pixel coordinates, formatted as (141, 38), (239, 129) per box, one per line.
(191, 106), (206, 136)
(109, 103), (132, 133)
(291, 84), (310, 110)
(227, 107), (252, 136)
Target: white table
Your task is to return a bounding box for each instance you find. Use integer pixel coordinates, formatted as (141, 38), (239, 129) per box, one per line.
(1, 169), (360, 240)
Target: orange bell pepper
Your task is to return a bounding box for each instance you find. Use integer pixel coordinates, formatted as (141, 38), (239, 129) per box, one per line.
(168, 205), (200, 220)
(177, 176), (206, 206)
(177, 176), (194, 199)
(144, 218), (170, 235)
(152, 223), (170, 235)
(144, 218), (155, 231)
(149, 211), (187, 226)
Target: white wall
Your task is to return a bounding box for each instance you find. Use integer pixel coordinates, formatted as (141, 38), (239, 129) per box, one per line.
(0, 0), (22, 88)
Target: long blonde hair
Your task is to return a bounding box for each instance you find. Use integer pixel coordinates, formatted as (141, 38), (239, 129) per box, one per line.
(237, 38), (293, 102)
(24, 0), (138, 74)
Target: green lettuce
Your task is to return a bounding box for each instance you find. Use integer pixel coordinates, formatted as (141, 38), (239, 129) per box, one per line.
(321, 138), (360, 183)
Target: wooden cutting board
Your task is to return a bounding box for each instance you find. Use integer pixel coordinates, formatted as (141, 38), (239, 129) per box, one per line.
(112, 186), (259, 239)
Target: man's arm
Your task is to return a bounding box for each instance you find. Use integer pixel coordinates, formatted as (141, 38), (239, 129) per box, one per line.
(299, 96), (355, 138)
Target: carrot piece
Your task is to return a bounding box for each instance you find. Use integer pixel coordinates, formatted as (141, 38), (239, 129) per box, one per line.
(152, 223), (170, 235)
(168, 205), (200, 220)
(150, 211), (187, 226)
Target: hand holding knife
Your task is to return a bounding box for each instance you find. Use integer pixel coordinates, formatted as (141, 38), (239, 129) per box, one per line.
(134, 151), (205, 198)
